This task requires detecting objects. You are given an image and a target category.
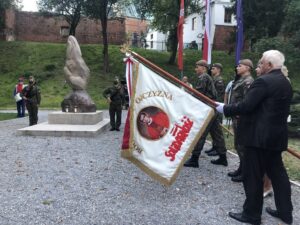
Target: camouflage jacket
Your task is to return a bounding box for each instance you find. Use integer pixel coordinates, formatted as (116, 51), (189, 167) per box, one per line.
(21, 84), (41, 105)
(230, 74), (254, 104)
(103, 86), (124, 105)
(195, 73), (217, 100)
(212, 75), (225, 102)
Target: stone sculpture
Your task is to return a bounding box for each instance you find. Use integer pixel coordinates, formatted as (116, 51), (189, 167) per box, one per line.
(61, 35), (96, 112)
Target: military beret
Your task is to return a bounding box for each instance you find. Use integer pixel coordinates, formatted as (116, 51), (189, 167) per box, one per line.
(239, 59), (253, 69)
(212, 63), (223, 71)
(195, 60), (209, 69)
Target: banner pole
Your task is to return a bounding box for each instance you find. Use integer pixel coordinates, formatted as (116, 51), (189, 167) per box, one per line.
(129, 51), (217, 108)
(220, 123), (300, 160)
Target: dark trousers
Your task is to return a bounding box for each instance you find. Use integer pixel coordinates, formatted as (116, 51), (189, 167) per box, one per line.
(26, 103), (38, 126)
(16, 100), (25, 117)
(242, 148), (293, 220)
(109, 104), (122, 129)
(192, 113), (226, 158)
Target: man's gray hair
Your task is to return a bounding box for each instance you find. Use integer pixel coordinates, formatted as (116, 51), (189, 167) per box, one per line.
(262, 50), (285, 69)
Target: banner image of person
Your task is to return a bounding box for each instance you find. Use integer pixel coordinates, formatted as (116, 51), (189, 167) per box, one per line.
(121, 55), (215, 186)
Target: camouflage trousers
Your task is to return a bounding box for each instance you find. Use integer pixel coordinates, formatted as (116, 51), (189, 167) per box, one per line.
(192, 112), (227, 158)
(26, 103), (38, 126)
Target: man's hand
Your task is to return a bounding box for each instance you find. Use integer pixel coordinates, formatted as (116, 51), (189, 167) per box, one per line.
(215, 102), (225, 114)
(107, 97), (112, 104)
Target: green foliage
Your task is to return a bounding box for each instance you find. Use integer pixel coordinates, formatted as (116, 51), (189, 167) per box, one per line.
(37, 0), (85, 35)
(281, 0), (300, 50)
(232, 0), (289, 48)
(133, 0), (202, 64)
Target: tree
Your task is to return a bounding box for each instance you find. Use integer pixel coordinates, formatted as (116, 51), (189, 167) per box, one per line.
(281, 0), (300, 49)
(84, 0), (118, 73)
(231, 0), (290, 49)
(0, 0), (19, 31)
(37, 0), (86, 36)
(134, 0), (201, 65)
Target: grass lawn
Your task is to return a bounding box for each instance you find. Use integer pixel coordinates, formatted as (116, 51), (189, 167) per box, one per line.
(0, 112), (21, 121)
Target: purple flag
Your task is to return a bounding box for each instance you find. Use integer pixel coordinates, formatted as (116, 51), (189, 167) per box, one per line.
(235, 0), (243, 65)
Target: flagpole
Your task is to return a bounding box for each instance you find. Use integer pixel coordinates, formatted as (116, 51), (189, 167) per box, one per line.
(202, 0), (211, 64)
(177, 0), (184, 79)
(129, 51), (217, 108)
(235, 0), (243, 65)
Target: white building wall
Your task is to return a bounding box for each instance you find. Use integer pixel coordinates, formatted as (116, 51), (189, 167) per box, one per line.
(145, 0), (236, 51)
(146, 29), (167, 51)
(183, 13), (203, 49)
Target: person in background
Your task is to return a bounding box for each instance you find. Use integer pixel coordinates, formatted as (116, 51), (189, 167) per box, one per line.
(21, 76), (41, 126)
(216, 50), (293, 225)
(224, 80), (233, 104)
(13, 77), (26, 117)
(181, 76), (193, 89)
(227, 59), (254, 183)
(103, 80), (124, 131)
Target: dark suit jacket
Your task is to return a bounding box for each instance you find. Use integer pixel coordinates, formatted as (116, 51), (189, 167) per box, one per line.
(224, 69), (293, 151)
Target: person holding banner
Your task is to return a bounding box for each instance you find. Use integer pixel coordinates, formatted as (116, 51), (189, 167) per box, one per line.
(216, 50), (293, 225)
(184, 60), (228, 167)
(227, 59), (254, 182)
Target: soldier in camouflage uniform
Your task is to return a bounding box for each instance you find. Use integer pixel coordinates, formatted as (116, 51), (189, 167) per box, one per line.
(103, 80), (125, 131)
(206, 63), (228, 166)
(21, 76), (41, 126)
(184, 60), (228, 167)
(227, 59), (254, 182)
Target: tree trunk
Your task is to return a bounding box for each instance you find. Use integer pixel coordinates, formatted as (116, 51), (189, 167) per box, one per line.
(168, 27), (178, 65)
(101, 15), (109, 73)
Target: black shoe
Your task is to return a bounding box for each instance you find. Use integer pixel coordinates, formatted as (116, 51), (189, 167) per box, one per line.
(110, 128), (115, 131)
(211, 154), (228, 166)
(228, 169), (241, 177)
(204, 147), (214, 154)
(184, 156), (199, 168)
(265, 207), (293, 224)
(116, 128), (120, 131)
(229, 212), (261, 225)
(207, 149), (218, 156)
(231, 174), (243, 182)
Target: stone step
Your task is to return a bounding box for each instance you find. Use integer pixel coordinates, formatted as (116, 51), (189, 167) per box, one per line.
(18, 119), (110, 137)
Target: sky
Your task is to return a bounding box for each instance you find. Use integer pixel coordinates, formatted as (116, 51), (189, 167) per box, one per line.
(19, 0), (38, 12)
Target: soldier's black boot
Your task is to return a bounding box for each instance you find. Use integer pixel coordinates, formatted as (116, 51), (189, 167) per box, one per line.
(211, 154), (228, 166)
(184, 155), (199, 168)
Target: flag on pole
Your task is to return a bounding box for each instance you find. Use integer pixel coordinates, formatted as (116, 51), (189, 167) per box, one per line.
(177, 0), (184, 71)
(235, 0), (243, 65)
(202, 0), (211, 64)
(121, 52), (215, 186)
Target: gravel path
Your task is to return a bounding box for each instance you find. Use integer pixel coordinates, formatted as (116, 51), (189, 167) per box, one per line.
(0, 110), (299, 225)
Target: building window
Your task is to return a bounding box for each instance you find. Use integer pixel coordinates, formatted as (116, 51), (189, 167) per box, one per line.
(150, 34), (153, 39)
(150, 41), (153, 48)
(192, 17), (197, 30)
(224, 8), (232, 23)
(60, 26), (70, 37)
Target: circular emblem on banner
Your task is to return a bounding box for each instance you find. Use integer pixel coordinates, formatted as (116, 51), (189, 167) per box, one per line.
(137, 106), (170, 140)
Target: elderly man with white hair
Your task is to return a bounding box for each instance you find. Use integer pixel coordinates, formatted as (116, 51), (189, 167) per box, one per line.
(216, 50), (293, 225)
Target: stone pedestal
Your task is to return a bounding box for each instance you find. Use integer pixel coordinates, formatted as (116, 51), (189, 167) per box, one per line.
(18, 111), (110, 137)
